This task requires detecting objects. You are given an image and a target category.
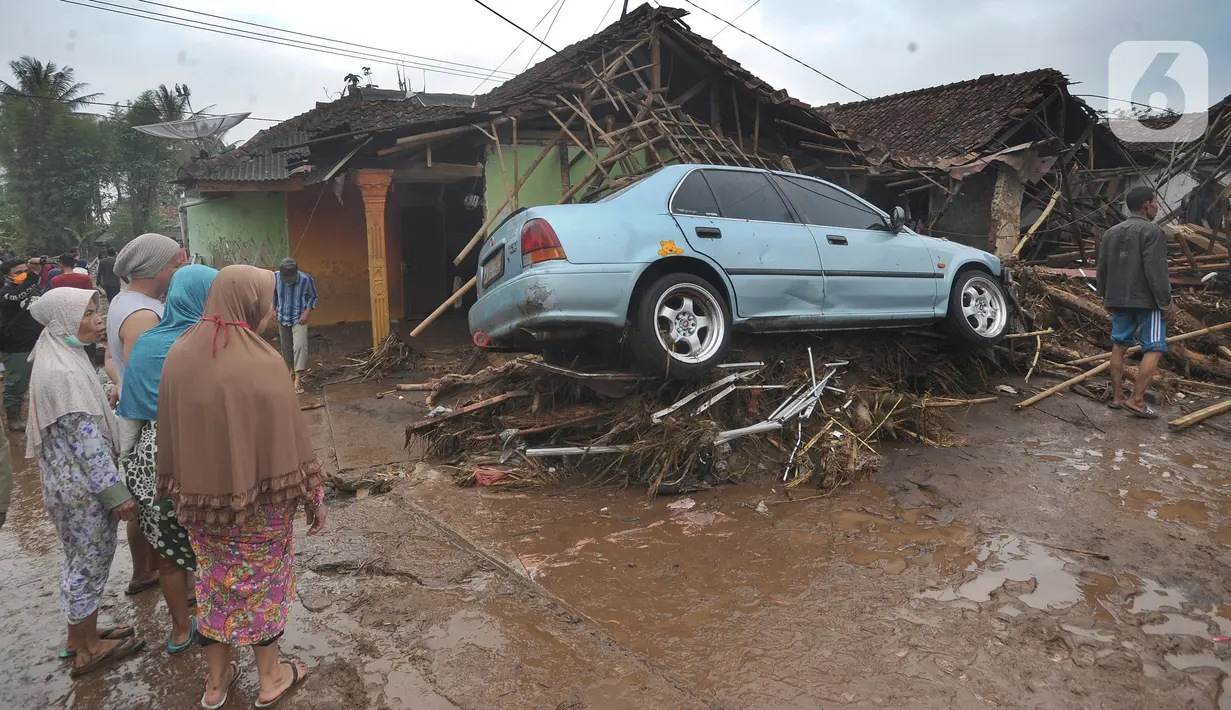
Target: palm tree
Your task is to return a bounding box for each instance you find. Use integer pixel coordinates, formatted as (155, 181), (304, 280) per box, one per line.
(0, 56), (101, 108)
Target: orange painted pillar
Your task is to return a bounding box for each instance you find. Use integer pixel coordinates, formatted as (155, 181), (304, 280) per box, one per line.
(356, 169), (394, 348)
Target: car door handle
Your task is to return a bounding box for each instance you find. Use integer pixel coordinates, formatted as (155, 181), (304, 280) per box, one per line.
(826, 235), (848, 245)
(695, 226), (722, 239)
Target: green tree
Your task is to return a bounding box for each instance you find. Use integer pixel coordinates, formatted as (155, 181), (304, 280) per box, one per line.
(0, 57), (111, 252)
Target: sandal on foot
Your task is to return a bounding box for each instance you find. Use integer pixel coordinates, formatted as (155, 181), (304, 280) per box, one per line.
(1107, 402), (1122, 410)
(294, 387), (305, 395)
(69, 636), (145, 678)
(60, 625), (135, 659)
(1123, 403), (1159, 419)
(200, 660), (240, 709)
(168, 617), (197, 655)
(124, 578), (159, 596)
(253, 659), (308, 708)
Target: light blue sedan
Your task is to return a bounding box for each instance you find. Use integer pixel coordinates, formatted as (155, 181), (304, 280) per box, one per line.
(470, 164), (1010, 377)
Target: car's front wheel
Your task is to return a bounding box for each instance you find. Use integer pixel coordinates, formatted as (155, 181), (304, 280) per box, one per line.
(947, 270), (1010, 346)
(629, 273), (731, 379)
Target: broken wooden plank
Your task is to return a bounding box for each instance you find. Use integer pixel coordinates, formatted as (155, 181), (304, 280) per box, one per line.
(1169, 398), (1231, 430)
(405, 390), (530, 433)
(1012, 187), (1060, 257)
(919, 397), (998, 409)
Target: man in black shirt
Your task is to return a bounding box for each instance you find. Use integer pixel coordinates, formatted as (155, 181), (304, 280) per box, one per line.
(98, 247), (121, 304)
(0, 259), (46, 430)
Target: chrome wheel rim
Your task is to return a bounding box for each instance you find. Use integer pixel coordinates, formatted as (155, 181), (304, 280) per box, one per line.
(960, 275), (1008, 338)
(654, 283), (725, 364)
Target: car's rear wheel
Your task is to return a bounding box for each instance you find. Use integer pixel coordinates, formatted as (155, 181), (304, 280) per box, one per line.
(947, 270), (1009, 346)
(630, 273), (731, 379)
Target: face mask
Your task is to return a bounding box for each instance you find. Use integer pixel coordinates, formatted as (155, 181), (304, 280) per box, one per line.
(12, 272), (28, 284)
(63, 335), (85, 348)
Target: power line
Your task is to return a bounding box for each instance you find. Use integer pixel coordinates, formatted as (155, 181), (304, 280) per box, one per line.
(711, 0), (762, 39)
(123, 0), (516, 79)
(525, 0), (570, 71)
(2, 90), (286, 123)
(61, 0), (514, 84)
(470, 0), (567, 93)
(594, 0), (620, 34)
(676, 0), (868, 101)
(470, 0), (561, 57)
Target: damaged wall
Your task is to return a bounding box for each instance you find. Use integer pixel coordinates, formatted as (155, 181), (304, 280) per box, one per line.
(930, 172), (996, 250)
(989, 166), (1025, 256)
(287, 183), (371, 326)
(185, 192), (288, 267)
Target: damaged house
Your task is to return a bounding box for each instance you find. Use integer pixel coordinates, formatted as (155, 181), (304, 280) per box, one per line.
(177, 3), (867, 346)
(823, 69), (1141, 260)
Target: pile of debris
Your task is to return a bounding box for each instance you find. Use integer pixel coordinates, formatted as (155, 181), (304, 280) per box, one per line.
(399, 261), (1231, 494)
(403, 332), (1005, 494)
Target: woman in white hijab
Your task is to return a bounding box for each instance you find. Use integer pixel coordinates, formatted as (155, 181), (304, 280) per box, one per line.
(28, 287), (145, 677)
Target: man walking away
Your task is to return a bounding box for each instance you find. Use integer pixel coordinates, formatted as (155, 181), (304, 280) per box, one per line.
(274, 258), (316, 395)
(107, 232), (184, 596)
(98, 247), (121, 304)
(1096, 185), (1173, 419)
(46, 253), (74, 284)
(0, 259), (45, 430)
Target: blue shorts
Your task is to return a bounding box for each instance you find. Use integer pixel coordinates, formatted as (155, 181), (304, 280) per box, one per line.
(1110, 308), (1168, 353)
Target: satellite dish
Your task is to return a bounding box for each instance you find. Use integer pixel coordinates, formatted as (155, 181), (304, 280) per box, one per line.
(133, 112), (250, 140)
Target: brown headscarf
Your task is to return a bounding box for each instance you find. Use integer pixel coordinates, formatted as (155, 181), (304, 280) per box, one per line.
(156, 265), (322, 524)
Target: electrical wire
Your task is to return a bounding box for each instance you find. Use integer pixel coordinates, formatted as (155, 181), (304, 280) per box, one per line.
(525, 0), (570, 71)
(61, 0), (512, 83)
(1, 90), (286, 122)
(676, 0), (868, 101)
(711, 0), (762, 39)
(122, 0), (515, 78)
(470, 0), (566, 94)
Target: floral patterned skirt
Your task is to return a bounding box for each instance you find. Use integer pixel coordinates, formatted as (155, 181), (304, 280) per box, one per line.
(183, 501), (297, 646)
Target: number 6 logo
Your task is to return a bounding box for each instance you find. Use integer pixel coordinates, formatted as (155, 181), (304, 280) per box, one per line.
(1109, 41), (1208, 144)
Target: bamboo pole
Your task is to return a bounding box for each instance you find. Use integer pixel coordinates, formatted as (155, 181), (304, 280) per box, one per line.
(410, 276), (475, 337)
(1169, 398), (1231, 430)
(491, 120), (514, 217)
(919, 397), (998, 408)
(1014, 361), (1112, 409)
(376, 118), (508, 157)
(1012, 188), (1060, 257)
(1066, 321), (1231, 365)
(549, 111), (608, 179)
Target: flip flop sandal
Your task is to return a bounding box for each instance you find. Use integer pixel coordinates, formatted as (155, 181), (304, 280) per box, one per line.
(69, 636), (145, 678)
(1124, 403), (1160, 419)
(1107, 402), (1122, 410)
(124, 578), (160, 596)
(200, 660), (240, 709)
(59, 625), (135, 659)
(294, 387), (306, 395)
(253, 659), (308, 708)
(168, 617), (197, 655)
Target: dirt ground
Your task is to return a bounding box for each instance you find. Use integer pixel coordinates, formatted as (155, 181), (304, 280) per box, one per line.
(3, 336), (1231, 708)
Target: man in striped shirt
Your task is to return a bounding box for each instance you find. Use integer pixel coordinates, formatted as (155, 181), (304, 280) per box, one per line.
(274, 258), (317, 394)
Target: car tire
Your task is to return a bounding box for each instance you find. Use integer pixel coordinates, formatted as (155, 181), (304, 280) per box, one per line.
(946, 269), (1010, 347)
(629, 273), (732, 379)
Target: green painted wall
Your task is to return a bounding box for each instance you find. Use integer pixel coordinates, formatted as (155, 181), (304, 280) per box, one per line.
(483, 143), (661, 226)
(185, 192), (289, 267)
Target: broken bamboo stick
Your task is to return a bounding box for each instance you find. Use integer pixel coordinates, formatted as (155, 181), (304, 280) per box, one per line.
(1066, 321), (1231, 365)
(1004, 328), (1055, 339)
(405, 390), (530, 433)
(1169, 398), (1231, 430)
(1218, 345), (1231, 362)
(1012, 188), (1060, 257)
(1014, 361), (1112, 409)
(410, 276), (476, 337)
(919, 397), (998, 409)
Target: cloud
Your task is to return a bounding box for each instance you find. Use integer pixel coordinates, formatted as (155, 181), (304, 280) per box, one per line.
(1, 0), (1227, 144)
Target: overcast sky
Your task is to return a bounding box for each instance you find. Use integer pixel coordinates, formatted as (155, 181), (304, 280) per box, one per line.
(3, 0), (1228, 144)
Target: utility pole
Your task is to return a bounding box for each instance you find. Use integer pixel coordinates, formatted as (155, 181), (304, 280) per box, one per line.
(621, 0), (629, 19)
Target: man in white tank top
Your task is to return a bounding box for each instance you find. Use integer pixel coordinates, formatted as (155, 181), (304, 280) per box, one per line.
(105, 233), (185, 596)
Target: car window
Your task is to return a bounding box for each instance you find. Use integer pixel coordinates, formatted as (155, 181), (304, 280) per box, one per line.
(703, 170), (794, 223)
(774, 175), (888, 231)
(670, 170), (720, 216)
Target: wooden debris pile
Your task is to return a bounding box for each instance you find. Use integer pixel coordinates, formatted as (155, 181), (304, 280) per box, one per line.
(403, 334), (1002, 494)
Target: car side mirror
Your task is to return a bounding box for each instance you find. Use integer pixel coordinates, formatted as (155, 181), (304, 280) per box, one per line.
(890, 206), (907, 233)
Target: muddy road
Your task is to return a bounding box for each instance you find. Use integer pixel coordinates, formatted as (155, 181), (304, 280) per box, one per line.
(3, 374), (1231, 708)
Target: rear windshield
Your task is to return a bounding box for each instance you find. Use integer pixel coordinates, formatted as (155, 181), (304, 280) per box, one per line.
(585, 168), (662, 203)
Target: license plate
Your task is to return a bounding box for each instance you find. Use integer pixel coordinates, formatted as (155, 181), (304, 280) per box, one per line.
(481, 249), (505, 287)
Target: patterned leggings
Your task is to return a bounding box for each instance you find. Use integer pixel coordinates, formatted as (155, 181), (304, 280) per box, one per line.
(120, 421), (196, 571)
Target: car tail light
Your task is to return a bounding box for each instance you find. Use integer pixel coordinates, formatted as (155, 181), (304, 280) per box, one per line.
(521, 218), (566, 267)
